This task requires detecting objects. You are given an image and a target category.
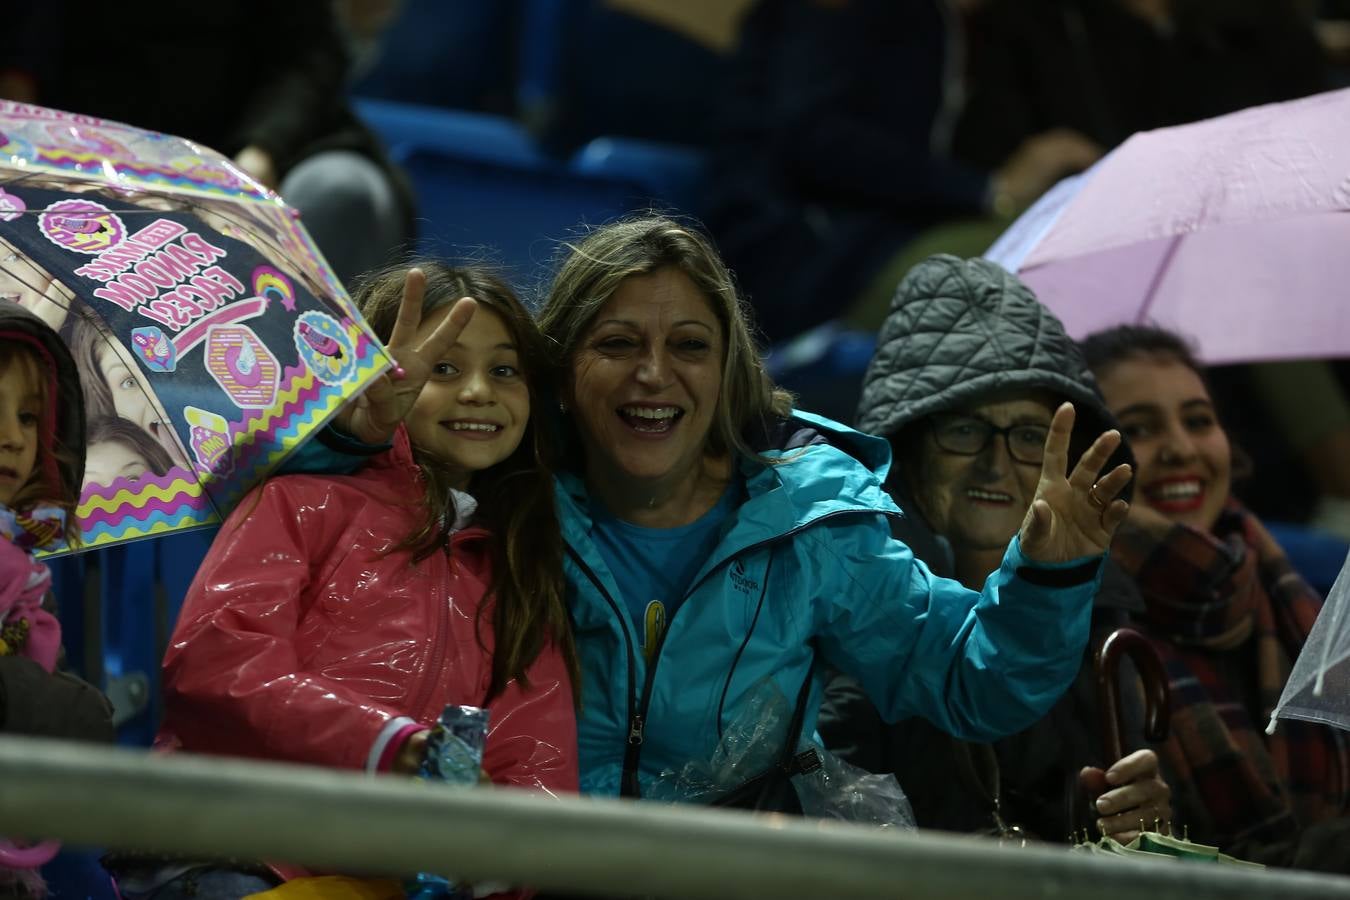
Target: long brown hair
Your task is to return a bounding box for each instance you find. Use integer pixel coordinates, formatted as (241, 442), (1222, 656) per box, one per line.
(353, 262), (578, 704)
(537, 215), (794, 471)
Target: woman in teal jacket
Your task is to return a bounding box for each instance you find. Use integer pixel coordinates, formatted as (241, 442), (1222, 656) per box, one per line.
(321, 217), (1134, 800)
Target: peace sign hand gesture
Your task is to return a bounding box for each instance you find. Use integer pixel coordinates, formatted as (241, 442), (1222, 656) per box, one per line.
(336, 267), (477, 445)
(1018, 402), (1132, 563)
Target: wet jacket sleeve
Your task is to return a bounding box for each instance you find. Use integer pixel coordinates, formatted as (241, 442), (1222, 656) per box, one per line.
(813, 518), (1099, 742)
(483, 643), (579, 796)
(162, 479), (406, 770)
(281, 426), (388, 477)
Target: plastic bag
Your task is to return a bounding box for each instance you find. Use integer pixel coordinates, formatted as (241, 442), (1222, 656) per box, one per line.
(406, 706), (490, 900)
(648, 677), (915, 829)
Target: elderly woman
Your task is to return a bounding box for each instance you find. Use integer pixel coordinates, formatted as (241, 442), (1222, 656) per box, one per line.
(819, 255), (1170, 842)
(1082, 324), (1350, 869)
(313, 217), (1133, 803)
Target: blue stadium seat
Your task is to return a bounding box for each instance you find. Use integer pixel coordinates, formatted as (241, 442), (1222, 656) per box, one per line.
(570, 136), (706, 214)
(41, 846), (119, 900)
(517, 0), (731, 151)
(46, 526), (216, 746)
(766, 322), (877, 424)
(348, 0), (521, 114)
(1265, 522), (1350, 597)
(355, 98), (707, 287)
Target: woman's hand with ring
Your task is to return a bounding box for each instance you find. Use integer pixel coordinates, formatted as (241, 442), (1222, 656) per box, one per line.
(1018, 402), (1133, 563)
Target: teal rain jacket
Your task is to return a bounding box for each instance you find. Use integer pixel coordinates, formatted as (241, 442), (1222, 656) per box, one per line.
(559, 410), (1100, 797)
(285, 409), (1101, 798)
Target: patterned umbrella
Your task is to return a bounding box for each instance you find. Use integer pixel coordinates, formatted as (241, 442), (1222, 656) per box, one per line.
(0, 100), (390, 554)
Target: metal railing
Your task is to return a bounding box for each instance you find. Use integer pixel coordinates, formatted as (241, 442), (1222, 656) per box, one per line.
(0, 736), (1347, 899)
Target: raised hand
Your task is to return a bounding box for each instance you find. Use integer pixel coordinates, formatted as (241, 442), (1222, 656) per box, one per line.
(1080, 749), (1173, 843)
(337, 267), (477, 444)
(1018, 402), (1131, 563)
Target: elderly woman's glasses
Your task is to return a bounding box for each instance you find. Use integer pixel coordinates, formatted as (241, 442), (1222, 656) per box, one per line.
(929, 414), (1050, 465)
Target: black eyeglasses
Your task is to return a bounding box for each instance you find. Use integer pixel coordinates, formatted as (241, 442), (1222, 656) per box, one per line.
(929, 414), (1050, 465)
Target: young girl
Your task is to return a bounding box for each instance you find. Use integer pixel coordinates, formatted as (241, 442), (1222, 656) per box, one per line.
(0, 301), (115, 899)
(152, 263), (578, 892)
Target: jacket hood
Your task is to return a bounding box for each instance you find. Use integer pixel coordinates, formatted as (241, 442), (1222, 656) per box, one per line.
(753, 408), (892, 481)
(0, 301), (85, 503)
(855, 255), (1127, 472)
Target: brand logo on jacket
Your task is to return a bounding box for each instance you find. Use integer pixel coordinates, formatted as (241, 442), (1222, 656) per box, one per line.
(729, 558), (759, 595)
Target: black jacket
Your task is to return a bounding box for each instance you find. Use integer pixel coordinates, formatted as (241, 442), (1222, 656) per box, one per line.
(953, 0), (1327, 168)
(703, 0), (991, 343)
(819, 255), (1147, 840)
(0, 302), (113, 745)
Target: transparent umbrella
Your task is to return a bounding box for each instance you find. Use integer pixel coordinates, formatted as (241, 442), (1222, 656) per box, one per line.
(1269, 546), (1350, 735)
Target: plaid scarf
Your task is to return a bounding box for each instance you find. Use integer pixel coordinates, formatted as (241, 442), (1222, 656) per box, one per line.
(1111, 503), (1350, 853)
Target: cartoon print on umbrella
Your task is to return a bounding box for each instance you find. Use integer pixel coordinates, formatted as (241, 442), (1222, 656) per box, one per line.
(0, 99), (390, 554)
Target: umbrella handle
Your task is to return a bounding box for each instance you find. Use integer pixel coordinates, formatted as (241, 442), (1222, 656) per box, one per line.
(1094, 628), (1170, 764)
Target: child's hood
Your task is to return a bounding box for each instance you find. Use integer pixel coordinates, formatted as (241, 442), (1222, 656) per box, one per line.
(0, 301), (86, 503)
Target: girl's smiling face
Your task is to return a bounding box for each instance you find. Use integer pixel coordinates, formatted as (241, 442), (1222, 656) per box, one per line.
(405, 305), (530, 490)
(1096, 353), (1231, 532)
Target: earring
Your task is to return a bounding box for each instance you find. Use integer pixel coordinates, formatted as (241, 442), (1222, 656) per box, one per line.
(559, 401), (568, 413)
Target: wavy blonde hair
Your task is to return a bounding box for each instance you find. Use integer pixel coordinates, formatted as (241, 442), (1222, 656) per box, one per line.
(537, 216), (792, 467)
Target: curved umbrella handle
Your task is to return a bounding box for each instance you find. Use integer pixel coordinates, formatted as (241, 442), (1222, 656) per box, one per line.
(1094, 627), (1170, 764)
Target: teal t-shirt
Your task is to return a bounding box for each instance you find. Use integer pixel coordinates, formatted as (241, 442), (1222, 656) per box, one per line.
(591, 481), (742, 660)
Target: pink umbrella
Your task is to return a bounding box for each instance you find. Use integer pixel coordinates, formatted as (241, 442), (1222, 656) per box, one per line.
(988, 88), (1350, 365)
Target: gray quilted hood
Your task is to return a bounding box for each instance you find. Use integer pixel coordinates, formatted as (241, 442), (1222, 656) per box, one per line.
(856, 255), (1122, 462)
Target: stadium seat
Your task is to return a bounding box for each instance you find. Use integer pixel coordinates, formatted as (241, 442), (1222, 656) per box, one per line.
(354, 98), (706, 287)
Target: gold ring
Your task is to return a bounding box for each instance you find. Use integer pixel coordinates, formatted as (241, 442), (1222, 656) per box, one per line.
(1088, 484), (1106, 509)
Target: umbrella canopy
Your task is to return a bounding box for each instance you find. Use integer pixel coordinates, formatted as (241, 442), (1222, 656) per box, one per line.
(0, 101), (389, 554)
(986, 88), (1350, 365)
(1270, 546), (1350, 735)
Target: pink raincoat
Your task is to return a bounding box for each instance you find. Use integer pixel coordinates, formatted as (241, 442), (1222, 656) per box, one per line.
(159, 428), (578, 794)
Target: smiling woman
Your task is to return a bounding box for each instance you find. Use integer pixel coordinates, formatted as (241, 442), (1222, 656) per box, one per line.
(533, 220), (1134, 805)
(287, 219), (1135, 823)
(819, 254), (1164, 846)
(1081, 324), (1350, 869)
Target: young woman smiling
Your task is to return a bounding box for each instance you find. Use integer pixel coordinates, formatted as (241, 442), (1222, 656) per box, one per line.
(1083, 324), (1350, 870)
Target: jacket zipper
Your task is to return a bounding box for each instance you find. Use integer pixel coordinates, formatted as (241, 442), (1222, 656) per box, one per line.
(566, 545), (642, 796)
(618, 509), (889, 797)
